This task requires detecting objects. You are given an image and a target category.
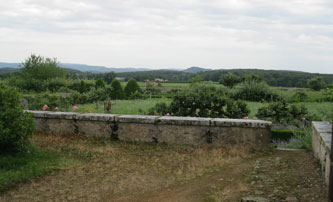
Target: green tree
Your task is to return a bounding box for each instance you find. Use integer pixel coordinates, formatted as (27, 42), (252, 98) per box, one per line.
(78, 80), (87, 94)
(95, 78), (106, 89)
(124, 78), (141, 98)
(189, 76), (203, 84)
(243, 74), (264, 83)
(220, 73), (240, 88)
(21, 54), (67, 80)
(110, 79), (125, 99)
(19, 54), (67, 91)
(308, 77), (326, 91)
(103, 72), (116, 84)
(0, 83), (35, 153)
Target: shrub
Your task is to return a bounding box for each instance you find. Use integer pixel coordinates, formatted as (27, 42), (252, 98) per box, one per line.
(256, 100), (309, 126)
(219, 73), (240, 89)
(167, 83), (249, 118)
(23, 92), (73, 110)
(233, 81), (280, 102)
(308, 77), (326, 91)
(45, 77), (67, 92)
(0, 84), (35, 153)
(290, 92), (307, 102)
(95, 78), (106, 89)
(285, 130), (312, 150)
(324, 88), (333, 101)
(87, 87), (110, 103)
(242, 74), (264, 83)
(124, 78), (141, 98)
(110, 79), (125, 99)
(148, 102), (169, 115)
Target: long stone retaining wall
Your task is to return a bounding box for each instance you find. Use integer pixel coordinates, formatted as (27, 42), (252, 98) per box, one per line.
(312, 121), (332, 185)
(27, 111), (272, 151)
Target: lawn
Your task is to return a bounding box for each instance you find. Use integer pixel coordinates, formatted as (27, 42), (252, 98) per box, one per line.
(76, 98), (172, 114)
(0, 147), (76, 193)
(76, 99), (332, 121)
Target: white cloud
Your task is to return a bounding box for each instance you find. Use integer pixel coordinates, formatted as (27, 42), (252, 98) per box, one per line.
(0, 0), (333, 73)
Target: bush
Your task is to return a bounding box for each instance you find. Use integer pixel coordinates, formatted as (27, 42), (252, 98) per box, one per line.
(167, 83), (249, 118)
(23, 92), (73, 111)
(0, 84), (35, 153)
(308, 77), (326, 91)
(110, 79), (125, 99)
(87, 87), (110, 103)
(324, 88), (333, 101)
(285, 130), (312, 150)
(233, 81), (280, 102)
(124, 78), (141, 98)
(95, 78), (106, 89)
(290, 92), (307, 102)
(148, 102), (169, 115)
(219, 73), (240, 89)
(45, 77), (68, 92)
(256, 100), (309, 126)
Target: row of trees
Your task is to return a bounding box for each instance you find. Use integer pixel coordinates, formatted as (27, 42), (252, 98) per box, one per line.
(220, 72), (329, 91)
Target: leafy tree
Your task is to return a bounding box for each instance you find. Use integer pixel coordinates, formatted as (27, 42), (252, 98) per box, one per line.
(0, 83), (35, 153)
(21, 54), (67, 80)
(110, 79), (125, 99)
(243, 74), (264, 83)
(220, 73), (240, 88)
(78, 80), (87, 94)
(189, 76), (203, 84)
(103, 72), (115, 84)
(233, 81), (280, 102)
(18, 54), (67, 91)
(95, 78), (106, 89)
(124, 78), (141, 98)
(308, 77), (326, 91)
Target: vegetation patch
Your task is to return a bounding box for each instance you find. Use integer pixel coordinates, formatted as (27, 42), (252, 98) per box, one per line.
(0, 148), (75, 193)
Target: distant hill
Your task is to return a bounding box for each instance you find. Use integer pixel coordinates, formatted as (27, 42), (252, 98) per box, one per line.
(59, 63), (151, 73)
(0, 62), (20, 68)
(184, 67), (211, 73)
(0, 62), (151, 73)
(0, 67), (20, 74)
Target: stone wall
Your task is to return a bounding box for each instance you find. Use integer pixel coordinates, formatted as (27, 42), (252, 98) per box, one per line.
(27, 110), (272, 151)
(312, 121), (332, 185)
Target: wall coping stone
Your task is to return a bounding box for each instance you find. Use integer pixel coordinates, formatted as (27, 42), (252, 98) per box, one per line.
(212, 118), (271, 128)
(118, 115), (159, 124)
(313, 121), (332, 133)
(158, 116), (212, 126)
(26, 110), (272, 128)
(76, 113), (117, 122)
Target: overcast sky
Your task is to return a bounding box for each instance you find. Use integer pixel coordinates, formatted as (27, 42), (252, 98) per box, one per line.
(1, 0), (333, 73)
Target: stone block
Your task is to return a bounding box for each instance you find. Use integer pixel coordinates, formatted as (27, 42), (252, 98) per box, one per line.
(76, 113), (117, 122)
(158, 116), (211, 126)
(118, 115), (159, 124)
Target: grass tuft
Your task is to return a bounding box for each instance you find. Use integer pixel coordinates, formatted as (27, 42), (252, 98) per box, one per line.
(0, 147), (76, 193)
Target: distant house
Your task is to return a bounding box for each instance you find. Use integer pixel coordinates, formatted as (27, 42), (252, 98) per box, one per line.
(154, 78), (168, 82)
(115, 77), (125, 81)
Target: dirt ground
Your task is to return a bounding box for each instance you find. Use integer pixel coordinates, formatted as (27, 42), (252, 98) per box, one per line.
(0, 135), (327, 202)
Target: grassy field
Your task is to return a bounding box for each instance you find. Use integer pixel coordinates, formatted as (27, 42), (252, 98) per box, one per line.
(76, 98), (172, 114)
(76, 99), (332, 121)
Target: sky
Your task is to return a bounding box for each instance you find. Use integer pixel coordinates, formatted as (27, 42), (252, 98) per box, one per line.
(1, 0), (333, 73)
